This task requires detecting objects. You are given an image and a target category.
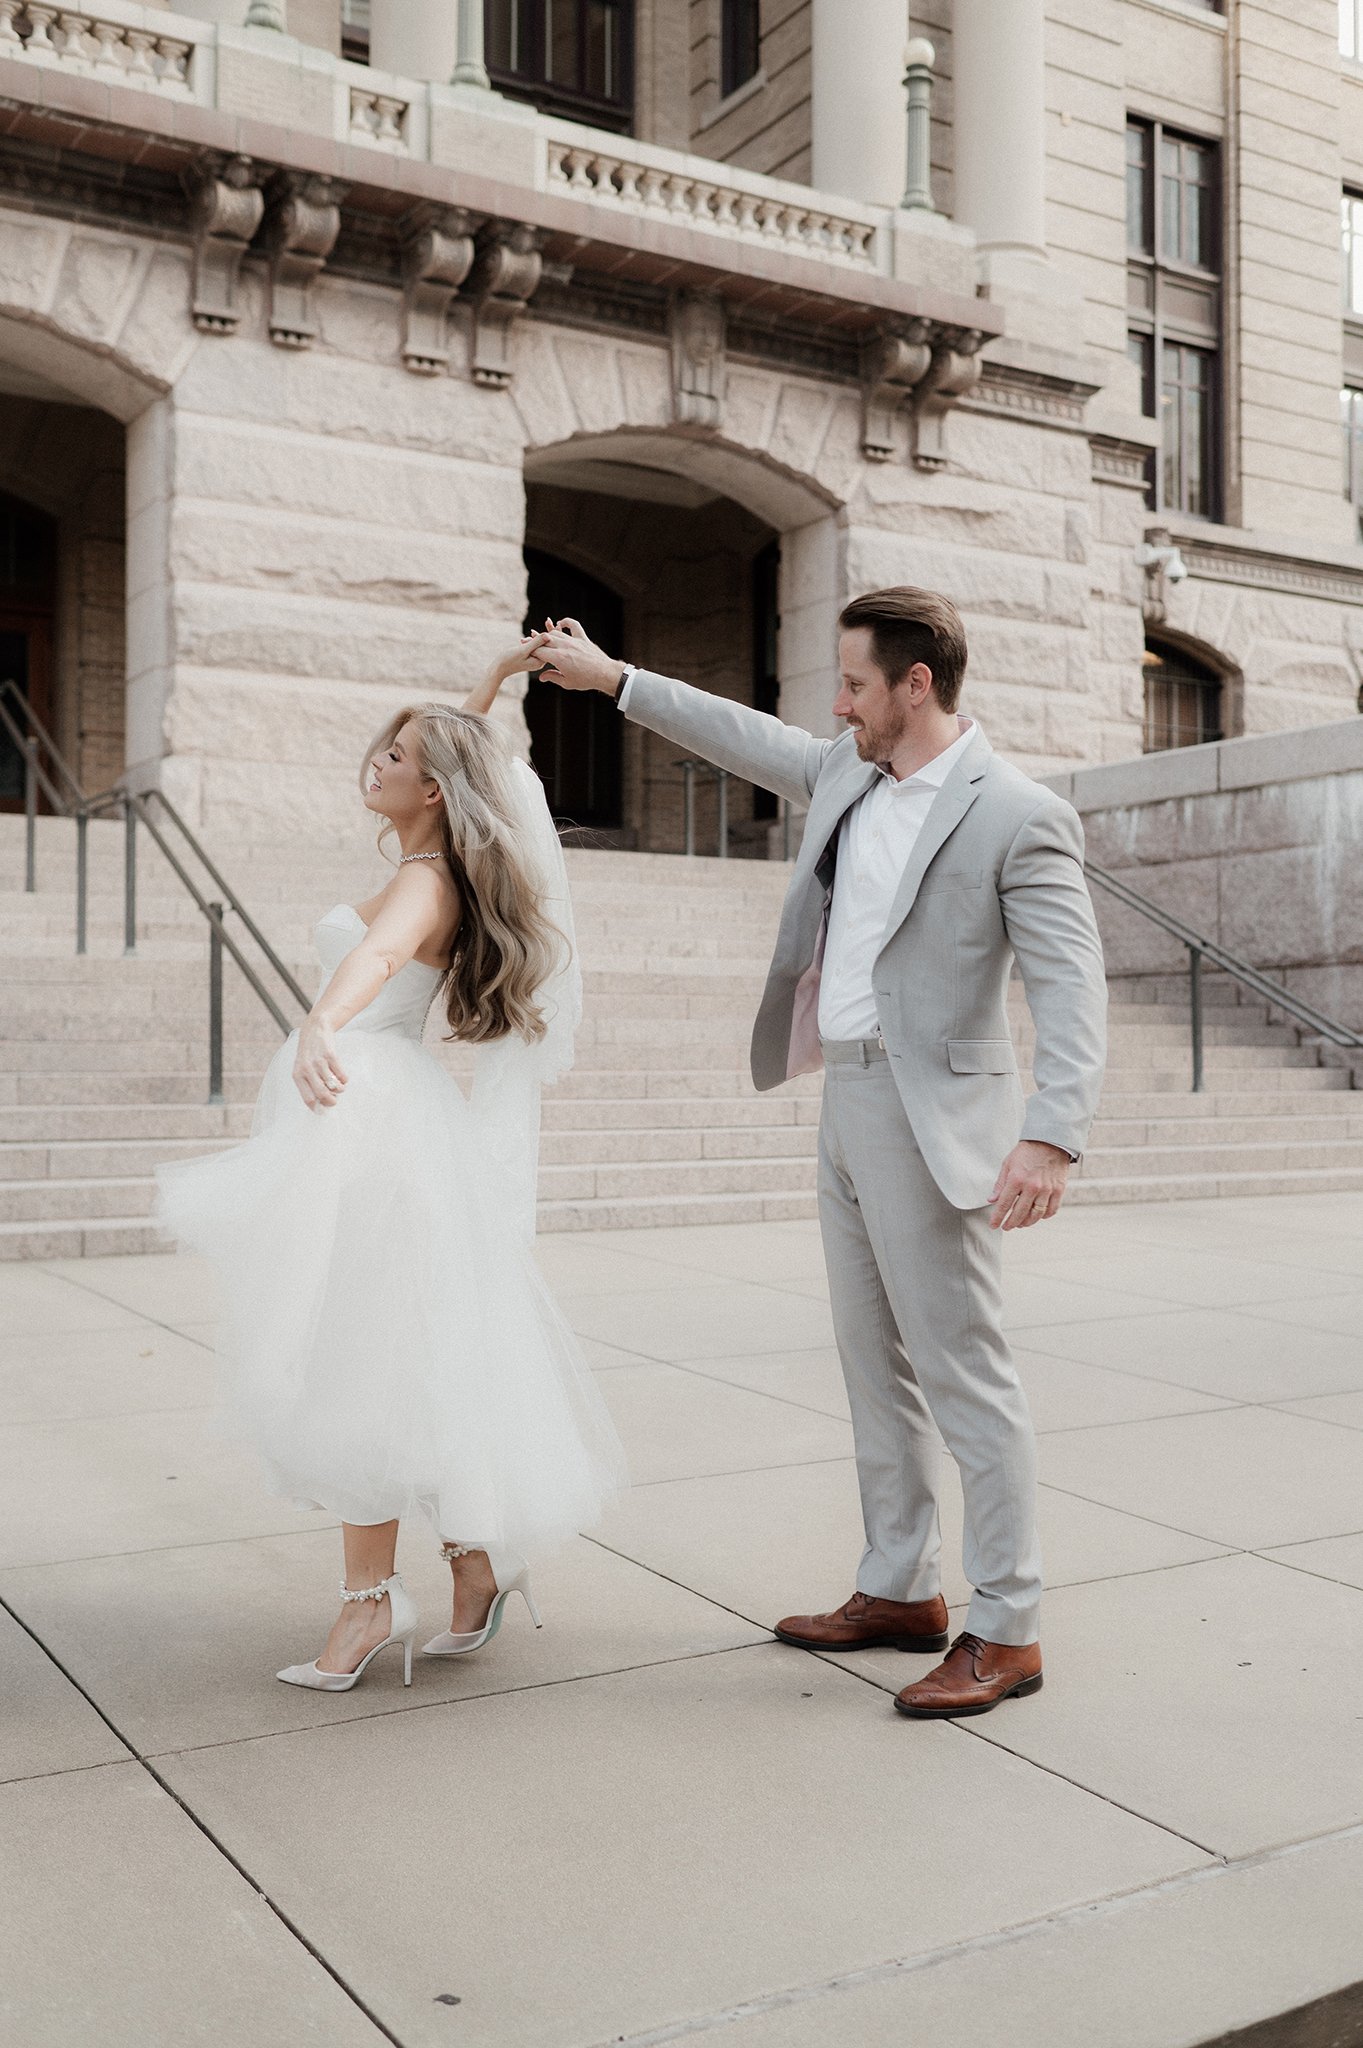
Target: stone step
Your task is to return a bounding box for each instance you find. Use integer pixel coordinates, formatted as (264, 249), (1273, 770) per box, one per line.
(540, 1125), (819, 1167)
(0, 1137), (235, 1183)
(542, 1094), (814, 1131)
(0, 1102), (255, 1143)
(537, 1156), (814, 1204)
(1096, 1060), (1342, 1093)
(0, 1175), (158, 1225)
(1097, 1079), (1354, 1115)
(536, 1190), (819, 1234)
(1077, 1136), (1363, 1179)
(1066, 1165), (1363, 1205)
(1089, 1111), (1363, 1147)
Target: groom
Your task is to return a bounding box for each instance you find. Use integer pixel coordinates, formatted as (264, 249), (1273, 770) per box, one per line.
(535, 588), (1107, 1718)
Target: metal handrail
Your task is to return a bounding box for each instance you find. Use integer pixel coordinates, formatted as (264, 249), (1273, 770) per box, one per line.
(673, 757), (797, 861)
(1085, 859), (1363, 1093)
(2, 678), (305, 1101)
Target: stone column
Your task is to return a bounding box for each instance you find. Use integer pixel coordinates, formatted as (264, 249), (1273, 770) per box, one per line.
(809, 0), (910, 208)
(369, 0), (455, 81)
(951, 0), (1047, 266)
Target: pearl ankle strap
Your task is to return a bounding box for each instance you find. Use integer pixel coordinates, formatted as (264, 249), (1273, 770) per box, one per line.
(338, 1573), (399, 1603)
(439, 1542), (478, 1561)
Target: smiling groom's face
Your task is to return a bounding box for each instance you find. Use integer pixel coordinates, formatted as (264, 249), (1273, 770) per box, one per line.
(832, 627), (920, 764)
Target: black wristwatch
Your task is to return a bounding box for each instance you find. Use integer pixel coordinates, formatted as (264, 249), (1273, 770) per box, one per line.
(613, 664), (635, 705)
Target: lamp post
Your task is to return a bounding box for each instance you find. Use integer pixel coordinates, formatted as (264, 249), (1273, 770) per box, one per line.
(901, 37), (936, 212)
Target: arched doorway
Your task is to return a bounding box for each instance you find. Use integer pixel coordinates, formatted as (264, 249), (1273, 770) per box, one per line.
(523, 548), (625, 833)
(1142, 635), (1225, 752)
(0, 492), (56, 810)
(523, 449), (796, 855)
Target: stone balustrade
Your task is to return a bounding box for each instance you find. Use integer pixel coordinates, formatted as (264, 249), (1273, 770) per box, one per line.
(542, 120), (882, 270)
(0, 1), (195, 93)
(347, 83), (409, 152)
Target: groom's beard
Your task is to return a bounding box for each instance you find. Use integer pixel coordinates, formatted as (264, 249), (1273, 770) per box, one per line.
(848, 705), (909, 765)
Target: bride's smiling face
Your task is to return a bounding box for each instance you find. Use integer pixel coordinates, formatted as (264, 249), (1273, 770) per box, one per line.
(364, 722), (440, 824)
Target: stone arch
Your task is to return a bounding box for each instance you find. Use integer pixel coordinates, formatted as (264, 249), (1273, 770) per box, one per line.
(513, 321), (856, 739)
(523, 430), (846, 741)
(0, 224), (203, 793)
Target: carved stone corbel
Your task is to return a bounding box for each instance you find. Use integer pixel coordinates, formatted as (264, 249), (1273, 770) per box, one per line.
(465, 222), (543, 389)
(184, 155), (264, 335)
(669, 290), (726, 431)
(400, 207), (477, 375)
(261, 172), (344, 350)
(860, 322), (934, 461)
(911, 327), (985, 472)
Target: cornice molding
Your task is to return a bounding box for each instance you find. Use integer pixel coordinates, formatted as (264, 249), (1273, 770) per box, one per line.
(1178, 536), (1363, 606)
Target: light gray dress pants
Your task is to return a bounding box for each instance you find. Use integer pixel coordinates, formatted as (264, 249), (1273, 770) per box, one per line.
(818, 1041), (1043, 1645)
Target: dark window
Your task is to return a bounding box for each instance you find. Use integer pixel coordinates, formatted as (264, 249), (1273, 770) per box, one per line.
(0, 493), (57, 810)
(750, 539), (779, 820)
(1143, 640), (1223, 753)
(722, 0), (761, 99)
(1127, 117), (1221, 519)
(486, 0), (633, 131)
(522, 549), (624, 831)
(341, 0), (369, 65)
(1344, 386), (1363, 540)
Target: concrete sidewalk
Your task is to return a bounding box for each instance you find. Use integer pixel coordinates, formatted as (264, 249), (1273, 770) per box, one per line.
(4, 1194), (1363, 2047)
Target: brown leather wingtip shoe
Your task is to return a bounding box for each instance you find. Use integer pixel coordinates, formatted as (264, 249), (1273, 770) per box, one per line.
(894, 1632), (1043, 1718)
(773, 1590), (950, 1653)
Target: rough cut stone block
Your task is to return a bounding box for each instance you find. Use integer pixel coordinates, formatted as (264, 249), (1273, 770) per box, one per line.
(112, 250), (197, 391)
(51, 235), (143, 348)
(0, 212), (68, 315)
(173, 419), (524, 539)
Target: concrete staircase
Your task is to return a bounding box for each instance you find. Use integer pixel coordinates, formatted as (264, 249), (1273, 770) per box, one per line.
(3, 812), (1362, 1258)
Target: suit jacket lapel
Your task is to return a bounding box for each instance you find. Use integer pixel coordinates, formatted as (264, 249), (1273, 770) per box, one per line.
(877, 728), (992, 950)
(808, 757), (878, 891)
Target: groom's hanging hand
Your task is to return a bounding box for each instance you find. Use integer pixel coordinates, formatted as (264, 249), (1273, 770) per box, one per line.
(989, 1140), (1071, 1231)
(535, 619), (627, 695)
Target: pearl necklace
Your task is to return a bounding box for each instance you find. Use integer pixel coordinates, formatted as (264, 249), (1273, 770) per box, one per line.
(398, 851), (445, 864)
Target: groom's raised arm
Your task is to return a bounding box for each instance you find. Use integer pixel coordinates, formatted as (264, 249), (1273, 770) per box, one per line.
(535, 624), (831, 810)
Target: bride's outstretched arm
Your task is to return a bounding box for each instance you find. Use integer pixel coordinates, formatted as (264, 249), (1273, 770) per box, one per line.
(462, 632), (551, 717)
(292, 864), (453, 1112)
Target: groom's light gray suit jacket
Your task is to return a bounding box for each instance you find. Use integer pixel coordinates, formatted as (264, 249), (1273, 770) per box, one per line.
(623, 672), (1108, 1210)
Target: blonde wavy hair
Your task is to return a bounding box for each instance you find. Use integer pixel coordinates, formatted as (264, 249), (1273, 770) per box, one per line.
(360, 703), (564, 1045)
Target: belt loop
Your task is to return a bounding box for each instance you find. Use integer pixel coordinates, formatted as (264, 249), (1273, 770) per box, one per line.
(857, 1041), (869, 1068)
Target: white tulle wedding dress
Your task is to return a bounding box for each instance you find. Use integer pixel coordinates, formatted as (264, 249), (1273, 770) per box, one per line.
(156, 761), (625, 1557)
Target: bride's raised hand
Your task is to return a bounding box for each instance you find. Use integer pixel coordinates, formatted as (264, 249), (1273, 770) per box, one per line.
(463, 632), (552, 716)
(293, 1017), (349, 1111)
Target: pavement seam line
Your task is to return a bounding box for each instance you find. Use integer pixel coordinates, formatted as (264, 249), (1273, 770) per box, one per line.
(588, 1813), (1363, 2048)
(797, 1640), (1220, 1858)
(0, 1590), (403, 2048)
(140, 1640), (774, 1760)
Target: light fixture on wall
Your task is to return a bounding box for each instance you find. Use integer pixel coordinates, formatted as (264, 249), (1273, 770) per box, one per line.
(1135, 529), (1188, 625)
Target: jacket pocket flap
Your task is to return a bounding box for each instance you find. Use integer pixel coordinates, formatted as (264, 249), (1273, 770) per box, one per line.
(948, 1039), (1017, 1074)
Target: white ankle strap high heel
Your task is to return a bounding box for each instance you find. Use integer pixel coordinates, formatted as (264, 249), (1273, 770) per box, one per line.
(277, 1572), (419, 1692)
(422, 1542), (542, 1658)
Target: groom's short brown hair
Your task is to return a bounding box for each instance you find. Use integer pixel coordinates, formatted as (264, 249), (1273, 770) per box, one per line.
(838, 587), (968, 712)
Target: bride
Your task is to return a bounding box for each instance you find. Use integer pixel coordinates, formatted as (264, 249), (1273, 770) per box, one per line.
(156, 636), (625, 1692)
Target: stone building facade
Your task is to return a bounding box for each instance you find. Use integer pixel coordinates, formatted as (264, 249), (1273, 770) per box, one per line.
(0, 0), (1361, 852)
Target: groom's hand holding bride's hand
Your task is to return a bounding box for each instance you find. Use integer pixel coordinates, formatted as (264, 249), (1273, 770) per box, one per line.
(989, 1141), (1070, 1230)
(534, 618), (624, 694)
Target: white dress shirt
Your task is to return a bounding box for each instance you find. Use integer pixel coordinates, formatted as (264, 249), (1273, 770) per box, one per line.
(817, 718), (976, 1043)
